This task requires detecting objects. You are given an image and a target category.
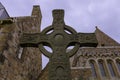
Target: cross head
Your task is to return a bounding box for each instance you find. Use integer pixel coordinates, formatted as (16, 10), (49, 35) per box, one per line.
(20, 9), (98, 80)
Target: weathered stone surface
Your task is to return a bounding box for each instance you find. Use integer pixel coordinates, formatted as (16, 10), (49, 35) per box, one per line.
(0, 5), (42, 80)
(72, 46), (120, 80)
(95, 27), (120, 46)
(20, 9), (98, 80)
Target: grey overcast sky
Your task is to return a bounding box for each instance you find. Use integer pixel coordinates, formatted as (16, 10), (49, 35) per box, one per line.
(1, 0), (120, 42)
(1, 0), (120, 68)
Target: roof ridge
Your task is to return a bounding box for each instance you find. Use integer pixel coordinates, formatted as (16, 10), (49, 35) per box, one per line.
(0, 2), (9, 19)
(95, 26), (120, 46)
(0, 2), (4, 9)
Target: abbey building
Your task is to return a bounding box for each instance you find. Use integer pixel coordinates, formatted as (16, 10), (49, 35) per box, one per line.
(0, 3), (120, 80)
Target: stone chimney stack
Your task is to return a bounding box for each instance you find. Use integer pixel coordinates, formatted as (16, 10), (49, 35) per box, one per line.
(31, 5), (42, 32)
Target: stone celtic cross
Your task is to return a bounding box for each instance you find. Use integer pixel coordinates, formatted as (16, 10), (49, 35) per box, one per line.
(20, 9), (98, 80)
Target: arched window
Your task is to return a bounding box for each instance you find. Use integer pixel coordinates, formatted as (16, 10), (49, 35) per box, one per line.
(107, 60), (116, 77)
(98, 60), (106, 77)
(89, 60), (97, 77)
(116, 59), (120, 72)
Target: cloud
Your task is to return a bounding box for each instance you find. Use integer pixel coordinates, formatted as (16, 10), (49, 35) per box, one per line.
(0, 0), (120, 42)
(38, 0), (120, 42)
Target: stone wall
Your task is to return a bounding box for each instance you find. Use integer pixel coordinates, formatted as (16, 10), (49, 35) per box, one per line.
(72, 47), (120, 80)
(71, 67), (92, 80)
(0, 5), (42, 80)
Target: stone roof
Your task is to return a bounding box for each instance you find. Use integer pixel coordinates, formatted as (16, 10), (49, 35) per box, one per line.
(0, 2), (9, 19)
(95, 27), (120, 47)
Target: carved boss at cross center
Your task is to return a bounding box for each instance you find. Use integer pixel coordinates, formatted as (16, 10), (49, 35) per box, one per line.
(20, 9), (98, 80)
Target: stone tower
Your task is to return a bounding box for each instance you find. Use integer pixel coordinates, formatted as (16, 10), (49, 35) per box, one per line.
(0, 4), (42, 80)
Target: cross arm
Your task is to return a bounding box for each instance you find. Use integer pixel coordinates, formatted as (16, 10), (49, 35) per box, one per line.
(20, 33), (50, 47)
(78, 33), (98, 47)
(20, 33), (40, 47)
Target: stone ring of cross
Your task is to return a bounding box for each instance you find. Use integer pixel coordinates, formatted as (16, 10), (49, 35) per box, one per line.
(38, 24), (80, 58)
(20, 9), (97, 59)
